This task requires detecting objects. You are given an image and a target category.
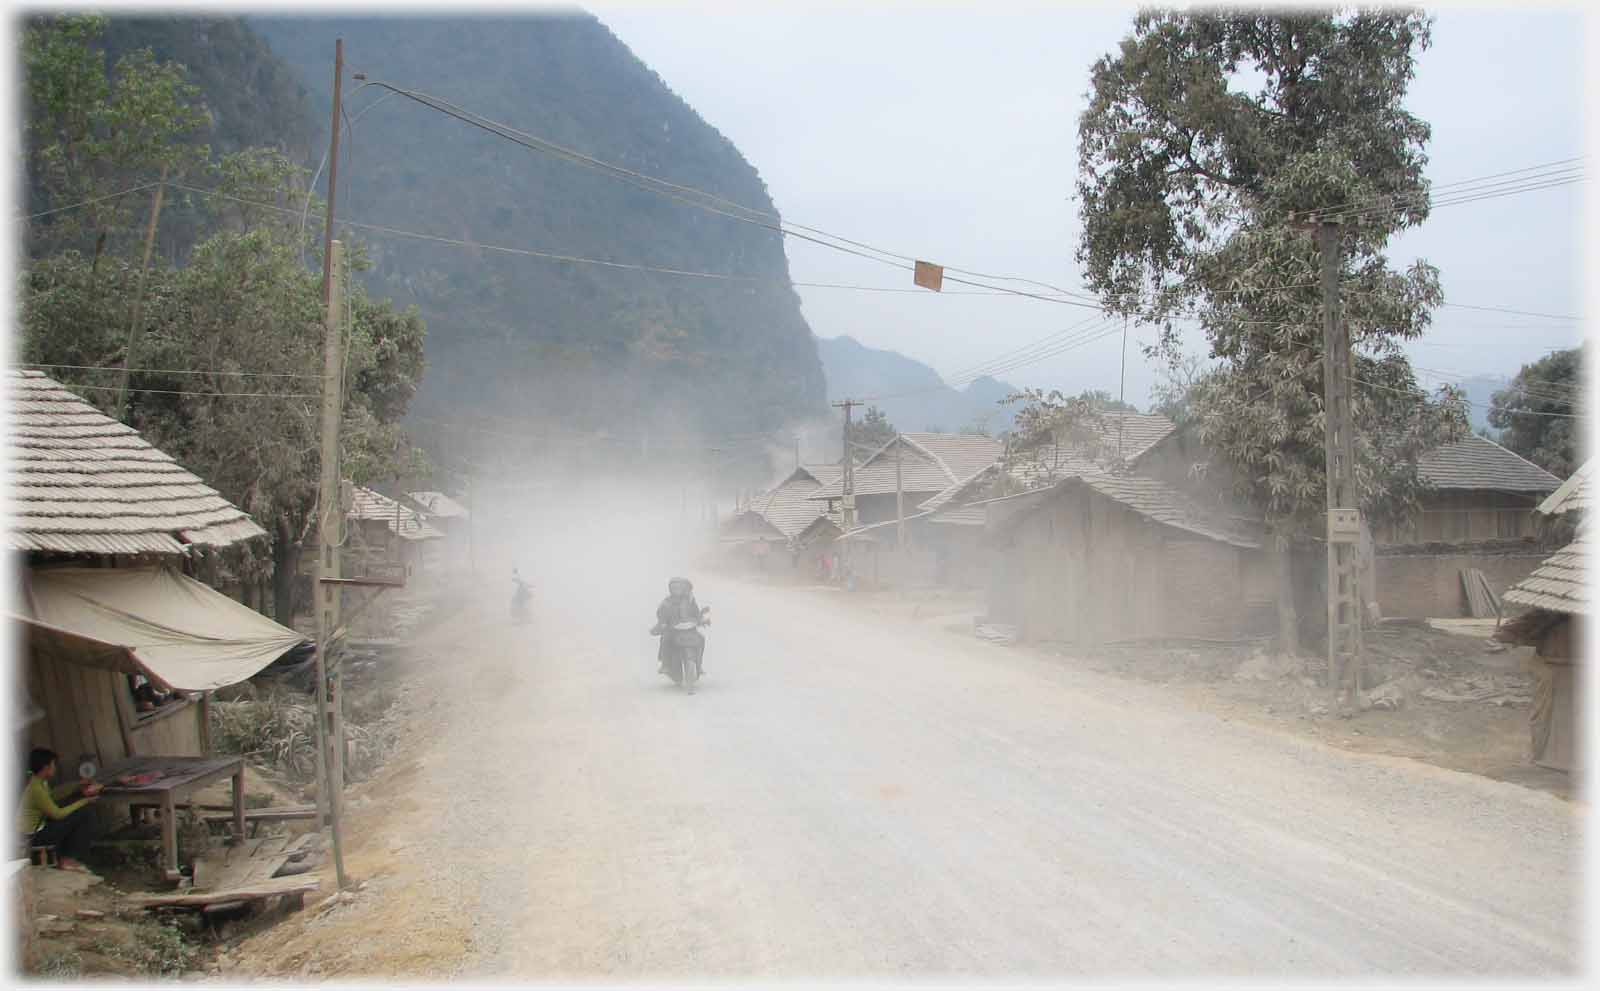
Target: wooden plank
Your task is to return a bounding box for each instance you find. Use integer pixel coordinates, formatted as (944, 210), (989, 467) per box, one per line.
(43, 657), (86, 759)
(200, 806), (318, 826)
(111, 668), (138, 759)
(132, 877), (320, 909)
(1462, 568), (1495, 618)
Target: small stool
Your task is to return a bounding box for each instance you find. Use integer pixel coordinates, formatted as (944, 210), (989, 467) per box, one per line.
(29, 845), (58, 867)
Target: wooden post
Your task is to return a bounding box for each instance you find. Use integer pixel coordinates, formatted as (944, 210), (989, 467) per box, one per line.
(115, 162), (168, 422)
(317, 245), (350, 892)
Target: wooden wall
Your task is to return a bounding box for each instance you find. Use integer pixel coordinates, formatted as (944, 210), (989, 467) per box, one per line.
(24, 652), (205, 768)
(1000, 486), (1270, 645)
(1377, 489), (1543, 544)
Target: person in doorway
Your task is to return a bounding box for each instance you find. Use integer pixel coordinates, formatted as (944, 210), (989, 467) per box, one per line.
(18, 747), (102, 871)
(651, 576), (707, 675)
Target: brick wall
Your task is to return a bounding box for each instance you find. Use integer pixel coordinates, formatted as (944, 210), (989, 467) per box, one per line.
(1375, 550), (1547, 618)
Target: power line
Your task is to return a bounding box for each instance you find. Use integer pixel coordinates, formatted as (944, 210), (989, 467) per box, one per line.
(1439, 302), (1581, 322)
(1290, 158), (1586, 225)
(23, 362), (320, 380)
(16, 181), (163, 222)
(1307, 171), (1585, 226)
(51, 380), (319, 399)
(348, 80), (1116, 309)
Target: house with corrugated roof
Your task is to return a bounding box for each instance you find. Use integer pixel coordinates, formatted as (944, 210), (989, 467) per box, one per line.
(1372, 435), (1563, 618)
(1494, 462), (1588, 772)
(7, 369), (307, 796)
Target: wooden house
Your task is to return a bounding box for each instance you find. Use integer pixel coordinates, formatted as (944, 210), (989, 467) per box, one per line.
(1494, 534), (1586, 772)
(1493, 462), (1588, 772)
(1373, 435), (1562, 618)
(983, 471), (1274, 645)
(7, 370), (305, 805)
(913, 412), (1179, 591)
(345, 486), (445, 579)
(808, 433), (1003, 536)
(719, 464), (844, 575)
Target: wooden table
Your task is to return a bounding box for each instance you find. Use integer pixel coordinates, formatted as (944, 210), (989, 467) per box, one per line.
(94, 756), (245, 879)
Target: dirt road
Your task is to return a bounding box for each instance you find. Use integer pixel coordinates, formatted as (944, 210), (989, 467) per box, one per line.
(248, 567), (1581, 980)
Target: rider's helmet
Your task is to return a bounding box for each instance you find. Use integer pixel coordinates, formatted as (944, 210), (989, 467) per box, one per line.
(667, 577), (692, 596)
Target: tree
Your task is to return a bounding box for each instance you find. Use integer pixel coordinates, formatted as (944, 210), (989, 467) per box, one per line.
(1489, 346), (1585, 479)
(1076, 10), (1468, 653)
(20, 224), (427, 624)
(1149, 353), (1208, 425)
(999, 388), (1112, 478)
(22, 14), (211, 260)
(853, 405), (897, 456)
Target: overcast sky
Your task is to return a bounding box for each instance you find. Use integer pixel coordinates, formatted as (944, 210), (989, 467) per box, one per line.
(592, 4), (1589, 410)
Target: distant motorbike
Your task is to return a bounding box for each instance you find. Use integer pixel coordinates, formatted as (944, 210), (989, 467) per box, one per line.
(510, 581), (532, 625)
(655, 606), (710, 694)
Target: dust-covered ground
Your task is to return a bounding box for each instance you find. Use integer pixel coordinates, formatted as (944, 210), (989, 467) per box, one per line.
(223, 507), (1583, 980)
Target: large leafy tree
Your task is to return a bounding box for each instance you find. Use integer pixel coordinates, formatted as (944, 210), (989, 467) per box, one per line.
(1489, 345), (1586, 479)
(19, 143), (427, 623)
(1076, 10), (1467, 651)
(21, 14), (212, 260)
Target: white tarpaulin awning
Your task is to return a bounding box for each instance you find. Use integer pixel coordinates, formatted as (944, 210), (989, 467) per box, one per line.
(14, 565), (308, 692)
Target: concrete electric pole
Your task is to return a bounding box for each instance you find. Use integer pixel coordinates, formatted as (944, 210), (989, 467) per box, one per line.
(1318, 222), (1363, 714)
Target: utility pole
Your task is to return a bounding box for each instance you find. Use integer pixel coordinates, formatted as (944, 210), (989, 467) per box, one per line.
(115, 162), (169, 421)
(1318, 222), (1363, 714)
(313, 39), (349, 891)
(832, 400), (862, 531)
(1117, 315), (1129, 462)
(894, 433), (905, 552)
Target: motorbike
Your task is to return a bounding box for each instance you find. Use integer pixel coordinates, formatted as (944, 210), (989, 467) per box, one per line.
(657, 605), (710, 694)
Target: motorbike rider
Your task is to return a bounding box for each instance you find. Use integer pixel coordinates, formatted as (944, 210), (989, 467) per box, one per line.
(511, 569), (532, 610)
(651, 576), (706, 676)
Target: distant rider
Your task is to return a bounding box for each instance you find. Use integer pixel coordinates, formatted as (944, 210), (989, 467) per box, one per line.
(651, 576), (706, 676)
(511, 569), (532, 608)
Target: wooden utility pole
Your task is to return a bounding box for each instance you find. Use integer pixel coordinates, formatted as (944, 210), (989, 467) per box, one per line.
(313, 39), (349, 891)
(315, 239), (348, 890)
(1318, 222), (1363, 713)
(115, 162), (169, 421)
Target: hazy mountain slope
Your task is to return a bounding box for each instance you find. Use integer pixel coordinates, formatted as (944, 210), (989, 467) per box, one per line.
(250, 13), (826, 456)
(815, 335), (1018, 434)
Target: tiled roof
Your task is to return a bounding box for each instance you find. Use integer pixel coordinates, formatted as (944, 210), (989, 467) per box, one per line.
(1069, 473), (1263, 548)
(406, 491), (470, 519)
(808, 433), (1003, 502)
(799, 463), (844, 487)
(753, 468), (832, 538)
(1090, 411), (1177, 462)
(1502, 530), (1588, 616)
(349, 486), (445, 541)
(992, 469), (1263, 549)
(796, 509), (844, 544)
(919, 447), (1105, 524)
(1418, 434), (1562, 493)
(6, 369), (267, 555)
(1537, 459), (1590, 516)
